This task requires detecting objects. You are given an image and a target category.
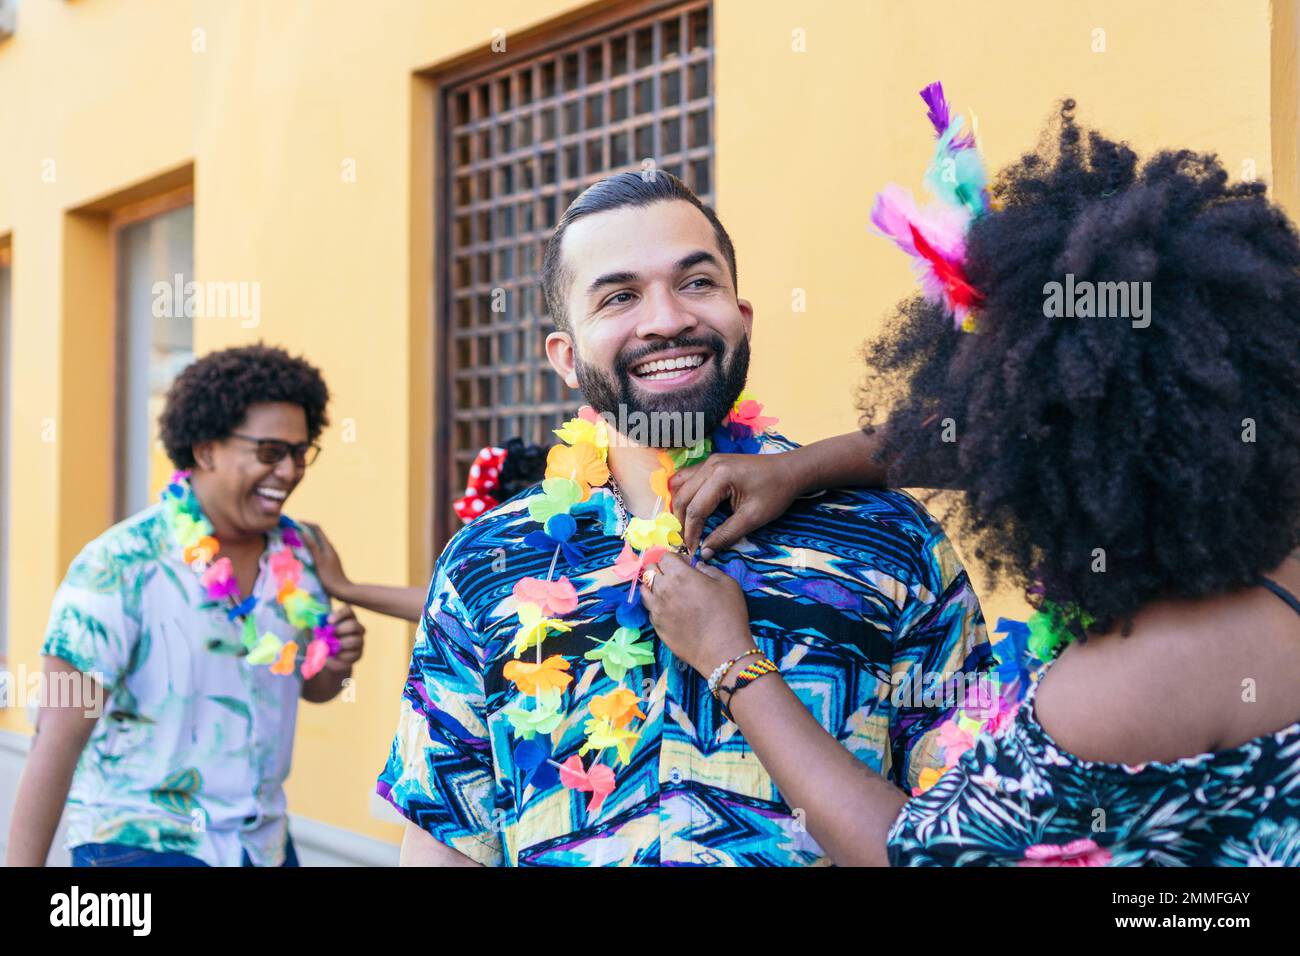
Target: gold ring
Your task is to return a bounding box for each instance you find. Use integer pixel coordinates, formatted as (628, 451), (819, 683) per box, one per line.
(642, 567), (658, 591)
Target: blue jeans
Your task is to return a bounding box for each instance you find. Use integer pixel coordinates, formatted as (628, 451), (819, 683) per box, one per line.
(71, 835), (299, 867)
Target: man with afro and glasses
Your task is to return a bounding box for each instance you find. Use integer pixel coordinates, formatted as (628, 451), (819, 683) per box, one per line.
(7, 345), (365, 867)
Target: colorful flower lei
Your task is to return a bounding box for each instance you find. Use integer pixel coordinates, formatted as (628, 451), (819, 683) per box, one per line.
(912, 603), (1089, 796)
(161, 470), (339, 679)
(503, 393), (778, 813)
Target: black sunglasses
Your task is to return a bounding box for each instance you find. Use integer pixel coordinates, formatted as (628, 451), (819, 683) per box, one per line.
(228, 433), (322, 467)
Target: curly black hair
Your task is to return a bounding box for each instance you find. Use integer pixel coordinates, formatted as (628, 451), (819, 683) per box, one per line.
(861, 100), (1300, 638)
(498, 437), (552, 498)
(159, 344), (330, 469)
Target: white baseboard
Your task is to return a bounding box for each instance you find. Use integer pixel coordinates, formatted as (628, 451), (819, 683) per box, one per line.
(288, 812), (399, 867)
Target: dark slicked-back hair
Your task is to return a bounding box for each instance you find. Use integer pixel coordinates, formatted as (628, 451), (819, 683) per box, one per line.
(160, 343), (330, 469)
(540, 171), (738, 331)
(861, 99), (1300, 640)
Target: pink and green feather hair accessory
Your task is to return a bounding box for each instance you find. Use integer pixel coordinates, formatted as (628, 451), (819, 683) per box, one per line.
(870, 81), (991, 332)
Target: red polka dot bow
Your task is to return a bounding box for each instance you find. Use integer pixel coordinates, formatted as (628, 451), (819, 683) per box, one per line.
(454, 446), (507, 523)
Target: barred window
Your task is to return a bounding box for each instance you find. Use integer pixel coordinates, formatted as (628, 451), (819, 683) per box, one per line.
(112, 200), (194, 519)
(437, 0), (714, 540)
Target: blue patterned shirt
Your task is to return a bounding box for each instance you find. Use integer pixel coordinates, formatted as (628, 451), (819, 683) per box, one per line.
(377, 434), (991, 865)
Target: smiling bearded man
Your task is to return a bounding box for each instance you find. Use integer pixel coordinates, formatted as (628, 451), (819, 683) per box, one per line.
(378, 171), (992, 867)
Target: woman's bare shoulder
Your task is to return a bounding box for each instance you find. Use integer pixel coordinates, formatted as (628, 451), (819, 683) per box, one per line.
(1033, 573), (1300, 766)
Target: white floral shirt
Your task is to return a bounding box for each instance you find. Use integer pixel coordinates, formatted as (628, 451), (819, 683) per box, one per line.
(42, 502), (328, 866)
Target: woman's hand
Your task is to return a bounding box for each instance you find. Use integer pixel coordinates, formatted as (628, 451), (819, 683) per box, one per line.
(300, 521), (354, 602)
(670, 432), (902, 559)
(639, 552), (756, 678)
(299, 523), (426, 622)
(670, 450), (813, 560)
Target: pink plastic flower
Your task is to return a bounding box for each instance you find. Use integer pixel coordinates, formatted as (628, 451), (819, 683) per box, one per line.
(301, 638), (331, 680)
(200, 557), (240, 601)
(935, 720), (975, 764)
(270, 550), (303, 585)
(1018, 839), (1112, 867)
(727, 398), (778, 434)
(558, 755), (616, 814)
(982, 694), (1019, 737)
(512, 576), (579, 617)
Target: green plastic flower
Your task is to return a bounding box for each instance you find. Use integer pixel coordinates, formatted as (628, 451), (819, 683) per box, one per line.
(504, 687), (564, 739)
(584, 626), (656, 681)
(527, 477), (584, 524)
(282, 589), (327, 631)
(172, 513), (213, 551)
(670, 439), (712, 470)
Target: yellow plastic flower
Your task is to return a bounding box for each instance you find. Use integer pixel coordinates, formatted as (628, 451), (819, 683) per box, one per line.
(173, 514), (212, 552)
(246, 632), (284, 666)
(956, 714), (985, 738)
(580, 717), (640, 765)
(281, 588), (327, 631)
(512, 602), (573, 657)
(544, 443), (609, 500)
(625, 512), (683, 551)
(553, 416), (609, 462)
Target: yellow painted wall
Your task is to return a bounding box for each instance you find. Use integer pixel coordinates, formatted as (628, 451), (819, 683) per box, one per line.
(0, 1), (193, 724)
(0, 0), (1294, 847)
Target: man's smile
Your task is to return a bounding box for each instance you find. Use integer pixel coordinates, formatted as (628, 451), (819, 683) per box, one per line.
(628, 347), (714, 389)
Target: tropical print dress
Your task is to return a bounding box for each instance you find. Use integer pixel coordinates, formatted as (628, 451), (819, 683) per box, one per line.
(41, 499), (329, 866)
(887, 666), (1300, 866)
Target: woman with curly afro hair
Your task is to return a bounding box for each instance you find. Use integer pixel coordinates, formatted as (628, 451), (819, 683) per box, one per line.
(9, 344), (366, 867)
(640, 99), (1300, 866)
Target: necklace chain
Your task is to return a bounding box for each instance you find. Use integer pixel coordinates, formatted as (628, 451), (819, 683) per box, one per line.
(607, 476), (628, 535)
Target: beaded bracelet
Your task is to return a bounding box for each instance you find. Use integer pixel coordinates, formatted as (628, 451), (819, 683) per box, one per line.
(707, 648), (763, 699)
(718, 656), (778, 722)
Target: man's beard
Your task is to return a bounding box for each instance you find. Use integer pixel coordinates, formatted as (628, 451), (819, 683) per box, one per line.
(573, 332), (750, 447)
